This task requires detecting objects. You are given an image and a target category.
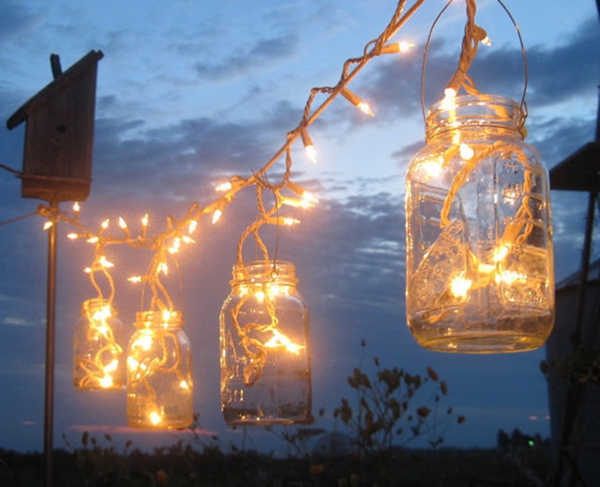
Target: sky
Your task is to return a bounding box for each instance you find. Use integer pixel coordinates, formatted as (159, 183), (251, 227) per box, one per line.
(0, 0), (599, 455)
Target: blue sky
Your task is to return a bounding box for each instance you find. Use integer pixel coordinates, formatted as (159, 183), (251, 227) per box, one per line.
(0, 0), (599, 454)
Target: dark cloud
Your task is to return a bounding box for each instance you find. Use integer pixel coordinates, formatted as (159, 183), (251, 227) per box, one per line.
(194, 33), (299, 81)
(358, 18), (599, 125)
(0, 1), (41, 41)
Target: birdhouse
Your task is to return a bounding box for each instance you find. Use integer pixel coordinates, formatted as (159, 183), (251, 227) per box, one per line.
(6, 50), (103, 203)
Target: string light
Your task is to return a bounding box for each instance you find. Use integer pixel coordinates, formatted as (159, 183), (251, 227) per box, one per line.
(127, 310), (193, 428)
(341, 88), (374, 116)
(73, 298), (125, 390)
(19, 0), (552, 427)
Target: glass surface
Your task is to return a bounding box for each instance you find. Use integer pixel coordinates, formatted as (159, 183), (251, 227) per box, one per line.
(126, 311), (193, 428)
(405, 94), (554, 353)
(220, 260), (312, 424)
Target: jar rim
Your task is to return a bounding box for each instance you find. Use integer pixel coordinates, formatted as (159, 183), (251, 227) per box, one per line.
(231, 260), (298, 285)
(425, 93), (525, 141)
(135, 310), (184, 327)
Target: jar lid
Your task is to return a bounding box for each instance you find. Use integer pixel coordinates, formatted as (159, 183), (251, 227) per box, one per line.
(231, 260), (298, 286)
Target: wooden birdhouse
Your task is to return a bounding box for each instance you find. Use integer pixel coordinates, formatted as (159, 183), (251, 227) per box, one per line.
(6, 50), (103, 203)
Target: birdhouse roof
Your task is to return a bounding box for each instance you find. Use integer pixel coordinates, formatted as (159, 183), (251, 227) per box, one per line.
(6, 50), (103, 130)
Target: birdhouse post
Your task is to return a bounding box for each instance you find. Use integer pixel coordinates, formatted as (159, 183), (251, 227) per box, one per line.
(6, 50), (103, 203)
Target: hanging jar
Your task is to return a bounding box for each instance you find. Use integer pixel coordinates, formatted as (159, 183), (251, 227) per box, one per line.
(126, 310), (193, 428)
(220, 260), (312, 425)
(73, 298), (125, 390)
(405, 93), (554, 353)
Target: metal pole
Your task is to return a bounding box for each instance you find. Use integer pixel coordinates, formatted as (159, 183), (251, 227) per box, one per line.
(44, 203), (58, 487)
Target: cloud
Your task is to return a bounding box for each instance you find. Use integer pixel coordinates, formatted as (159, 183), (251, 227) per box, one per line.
(194, 33), (299, 81)
(0, 1), (41, 41)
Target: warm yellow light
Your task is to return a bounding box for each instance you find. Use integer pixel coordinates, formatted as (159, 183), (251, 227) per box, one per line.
(441, 88), (457, 111)
(87, 236), (99, 244)
(105, 359), (119, 372)
(420, 157), (443, 178)
(67, 233), (79, 240)
(305, 145), (317, 163)
(99, 375), (114, 388)
(101, 219), (110, 229)
(149, 412), (162, 425)
(162, 310), (172, 322)
(133, 335), (153, 351)
(118, 217), (127, 229)
(216, 182), (232, 192)
(493, 245), (510, 262)
(482, 36), (492, 46)
(157, 262), (169, 274)
(73, 202), (81, 212)
(450, 275), (472, 298)
(341, 88), (374, 116)
(168, 238), (181, 254)
(99, 256), (114, 268)
(358, 102), (374, 117)
(188, 220), (198, 234)
(129, 276), (142, 283)
(459, 143), (474, 160)
(43, 221), (53, 230)
(212, 210), (222, 224)
(495, 270), (524, 285)
(141, 214), (149, 226)
(179, 380), (190, 390)
(84, 267), (92, 273)
(264, 329), (303, 354)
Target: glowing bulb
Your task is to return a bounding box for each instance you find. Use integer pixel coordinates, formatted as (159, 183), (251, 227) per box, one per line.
(84, 267), (92, 274)
(179, 380), (190, 390)
(358, 102), (374, 117)
(482, 36), (492, 46)
(212, 210), (222, 224)
(128, 276), (142, 283)
(43, 221), (53, 230)
(119, 217), (127, 229)
(67, 233), (79, 240)
(157, 262), (169, 274)
(168, 238), (181, 254)
(149, 412), (162, 425)
(188, 220), (198, 234)
(162, 310), (172, 322)
(459, 143), (474, 160)
(284, 217), (300, 226)
(73, 202), (81, 212)
(99, 256), (114, 268)
(141, 214), (149, 226)
(216, 182), (232, 192)
(99, 376), (114, 388)
(492, 246), (509, 263)
(450, 275), (472, 299)
(105, 359), (119, 373)
(87, 236), (99, 244)
(305, 145), (317, 163)
(341, 88), (374, 116)
(264, 329), (303, 354)
(101, 219), (109, 229)
(441, 88), (457, 111)
(398, 41), (415, 52)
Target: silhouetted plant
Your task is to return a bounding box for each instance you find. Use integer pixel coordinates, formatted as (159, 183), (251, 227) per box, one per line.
(332, 340), (465, 485)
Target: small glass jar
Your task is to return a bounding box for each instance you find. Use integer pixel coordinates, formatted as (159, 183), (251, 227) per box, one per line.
(126, 310), (193, 428)
(405, 94), (554, 353)
(220, 260), (312, 425)
(73, 298), (125, 390)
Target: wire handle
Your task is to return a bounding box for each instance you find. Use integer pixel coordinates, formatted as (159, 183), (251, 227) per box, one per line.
(420, 0), (529, 126)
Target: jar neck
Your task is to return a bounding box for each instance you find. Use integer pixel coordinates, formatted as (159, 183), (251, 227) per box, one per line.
(82, 298), (116, 318)
(425, 94), (525, 143)
(231, 260), (298, 287)
(135, 310), (184, 330)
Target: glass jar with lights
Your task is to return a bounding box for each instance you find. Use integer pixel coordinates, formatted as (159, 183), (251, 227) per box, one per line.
(73, 298), (125, 390)
(405, 93), (554, 353)
(126, 310), (193, 428)
(220, 260), (312, 425)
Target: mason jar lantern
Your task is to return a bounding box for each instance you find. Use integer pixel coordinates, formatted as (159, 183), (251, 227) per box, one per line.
(74, 298), (125, 390)
(126, 310), (193, 428)
(405, 94), (554, 353)
(220, 260), (312, 425)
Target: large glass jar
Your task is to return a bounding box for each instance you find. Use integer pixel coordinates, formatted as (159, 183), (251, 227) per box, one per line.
(126, 310), (193, 428)
(220, 260), (312, 425)
(405, 94), (554, 353)
(73, 298), (125, 390)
